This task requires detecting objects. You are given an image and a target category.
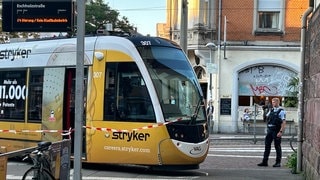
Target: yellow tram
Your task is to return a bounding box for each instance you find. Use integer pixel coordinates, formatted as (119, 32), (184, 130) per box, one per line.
(0, 35), (209, 169)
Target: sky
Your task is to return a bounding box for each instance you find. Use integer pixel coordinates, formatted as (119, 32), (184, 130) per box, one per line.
(105, 0), (166, 36)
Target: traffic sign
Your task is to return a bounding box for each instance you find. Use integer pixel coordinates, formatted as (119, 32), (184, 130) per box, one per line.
(207, 63), (217, 74)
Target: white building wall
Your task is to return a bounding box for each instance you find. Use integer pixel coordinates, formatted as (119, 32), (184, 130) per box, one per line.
(209, 47), (300, 133)
(165, 0), (302, 133)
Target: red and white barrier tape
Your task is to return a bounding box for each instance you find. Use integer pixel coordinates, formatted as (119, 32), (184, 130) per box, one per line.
(0, 128), (73, 137)
(0, 118), (182, 134)
(84, 117), (182, 132)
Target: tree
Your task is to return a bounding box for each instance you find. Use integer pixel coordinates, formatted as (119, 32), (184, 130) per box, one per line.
(85, 0), (135, 35)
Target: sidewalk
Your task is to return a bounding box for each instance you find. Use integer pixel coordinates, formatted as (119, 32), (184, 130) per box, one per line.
(204, 133), (303, 180)
(205, 168), (304, 180)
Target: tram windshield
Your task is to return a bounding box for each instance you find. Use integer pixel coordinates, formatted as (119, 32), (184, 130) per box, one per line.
(138, 46), (206, 123)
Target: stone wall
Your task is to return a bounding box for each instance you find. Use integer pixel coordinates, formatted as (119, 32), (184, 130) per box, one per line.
(303, 7), (320, 180)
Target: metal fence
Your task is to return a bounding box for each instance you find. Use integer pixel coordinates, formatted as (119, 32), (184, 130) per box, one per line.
(0, 139), (71, 180)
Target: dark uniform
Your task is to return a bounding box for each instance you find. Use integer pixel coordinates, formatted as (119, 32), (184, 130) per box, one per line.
(262, 101), (272, 122)
(259, 107), (286, 166)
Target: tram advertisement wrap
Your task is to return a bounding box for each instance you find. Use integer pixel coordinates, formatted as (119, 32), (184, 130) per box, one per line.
(0, 80), (26, 106)
(0, 71), (26, 119)
(87, 124), (162, 164)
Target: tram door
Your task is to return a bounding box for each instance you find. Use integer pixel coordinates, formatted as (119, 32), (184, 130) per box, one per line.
(63, 68), (87, 154)
(42, 68), (65, 142)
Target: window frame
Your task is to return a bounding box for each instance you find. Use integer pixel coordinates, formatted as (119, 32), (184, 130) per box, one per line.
(254, 0), (285, 35)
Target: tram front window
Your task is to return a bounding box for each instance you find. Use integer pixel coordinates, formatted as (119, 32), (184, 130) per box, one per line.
(139, 46), (206, 123)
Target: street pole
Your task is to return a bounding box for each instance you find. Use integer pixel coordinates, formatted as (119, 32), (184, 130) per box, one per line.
(209, 50), (212, 99)
(253, 104), (257, 144)
(206, 42), (216, 100)
(180, 0), (188, 53)
(208, 50), (212, 134)
(74, 0), (85, 179)
(206, 42), (216, 133)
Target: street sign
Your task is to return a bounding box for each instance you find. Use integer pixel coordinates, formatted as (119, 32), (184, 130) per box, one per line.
(2, 0), (73, 32)
(207, 63), (217, 74)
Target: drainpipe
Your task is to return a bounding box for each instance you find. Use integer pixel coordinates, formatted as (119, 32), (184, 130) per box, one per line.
(297, 5), (313, 174)
(216, 0), (222, 133)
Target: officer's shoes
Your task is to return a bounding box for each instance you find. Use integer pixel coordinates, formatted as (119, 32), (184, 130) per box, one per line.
(257, 162), (268, 167)
(273, 163), (281, 167)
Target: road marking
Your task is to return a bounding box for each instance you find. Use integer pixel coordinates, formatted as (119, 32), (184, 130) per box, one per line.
(207, 145), (294, 158)
(209, 147), (294, 153)
(78, 178), (191, 180)
(6, 175), (23, 180)
(7, 175), (197, 180)
(207, 154), (286, 158)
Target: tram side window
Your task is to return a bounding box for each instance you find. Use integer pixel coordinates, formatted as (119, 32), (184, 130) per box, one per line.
(0, 70), (27, 120)
(104, 62), (155, 122)
(28, 70), (44, 121)
(104, 63), (117, 120)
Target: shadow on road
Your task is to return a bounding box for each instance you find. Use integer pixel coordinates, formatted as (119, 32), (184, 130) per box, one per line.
(81, 162), (207, 177)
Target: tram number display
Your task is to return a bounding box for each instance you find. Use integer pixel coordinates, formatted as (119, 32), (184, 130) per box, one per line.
(0, 84), (26, 100)
(2, 0), (73, 32)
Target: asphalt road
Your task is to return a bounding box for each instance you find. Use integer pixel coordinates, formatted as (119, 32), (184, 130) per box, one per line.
(6, 135), (304, 180)
(199, 136), (303, 180)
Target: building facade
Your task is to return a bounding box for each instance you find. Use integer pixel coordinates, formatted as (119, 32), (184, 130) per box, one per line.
(303, 0), (320, 179)
(158, 0), (308, 133)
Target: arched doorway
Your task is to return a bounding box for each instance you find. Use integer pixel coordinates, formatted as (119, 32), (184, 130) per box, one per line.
(231, 61), (299, 133)
(238, 65), (298, 106)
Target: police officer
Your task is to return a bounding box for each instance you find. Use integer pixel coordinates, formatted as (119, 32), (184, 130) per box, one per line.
(262, 100), (272, 122)
(206, 100), (214, 120)
(257, 97), (286, 167)
(206, 100), (214, 133)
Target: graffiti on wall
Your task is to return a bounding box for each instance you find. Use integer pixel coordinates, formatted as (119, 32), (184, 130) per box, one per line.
(238, 65), (297, 96)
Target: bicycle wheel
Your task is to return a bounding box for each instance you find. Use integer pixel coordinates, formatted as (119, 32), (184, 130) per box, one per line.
(290, 135), (297, 153)
(22, 167), (55, 180)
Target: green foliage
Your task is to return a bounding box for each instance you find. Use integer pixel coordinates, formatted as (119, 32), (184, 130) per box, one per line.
(284, 97), (298, 108)
(286, 152), (297, 174)
(284, 76), (299, 107)
(85, 0), (135, 35)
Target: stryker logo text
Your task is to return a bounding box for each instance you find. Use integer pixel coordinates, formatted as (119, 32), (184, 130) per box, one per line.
(112, 131), (150, 142)
(0, 48), (31, 61)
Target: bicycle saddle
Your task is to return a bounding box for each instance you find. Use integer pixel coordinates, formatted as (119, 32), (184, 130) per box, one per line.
(37, 141), (52, 151)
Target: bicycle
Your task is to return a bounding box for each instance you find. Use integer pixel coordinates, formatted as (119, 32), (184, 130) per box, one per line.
(22, 141), (55, 180)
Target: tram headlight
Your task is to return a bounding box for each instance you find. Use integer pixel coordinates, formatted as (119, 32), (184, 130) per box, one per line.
(180, 134), (184, 138)
(174, 132), (185, 139)
(174, 133), (178, 138)
(94, 52), (104, 61)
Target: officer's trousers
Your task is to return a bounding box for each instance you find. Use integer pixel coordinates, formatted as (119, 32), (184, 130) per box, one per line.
(262, 128), (282, 163)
